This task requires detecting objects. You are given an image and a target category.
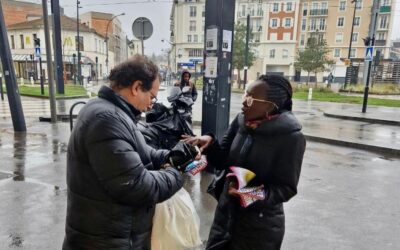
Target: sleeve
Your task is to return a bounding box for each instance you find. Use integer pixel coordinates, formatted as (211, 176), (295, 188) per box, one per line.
(261, 132), (306, 206)
(85, 114), (183, 208)
(204, 115), (240, 170)
(145, 143), (169, 170)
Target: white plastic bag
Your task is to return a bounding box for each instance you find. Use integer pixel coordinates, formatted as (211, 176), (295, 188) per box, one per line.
(151, 188), (202, 250)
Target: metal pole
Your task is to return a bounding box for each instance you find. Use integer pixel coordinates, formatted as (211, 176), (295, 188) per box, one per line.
(51, 0), (65, 94)
(42, 0), (57, 123)
(77, 0), (81, 85)
(105, 19), (111, 76)
(141, 20), (145, 55)
(0, 0), (26, 131)
(344, 0), (357, 89)
(0, 74), (4, 100)
(243, 13), (250, 89)
(362, 0), (379, 113)
(39, 57), (44, 95)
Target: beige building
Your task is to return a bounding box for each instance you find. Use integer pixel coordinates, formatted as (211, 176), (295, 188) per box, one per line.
(169, 0), (205, 74)
(296, 0), (395, 83)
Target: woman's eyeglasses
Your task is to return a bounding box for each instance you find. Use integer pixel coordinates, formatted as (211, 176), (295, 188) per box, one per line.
(242, 94), (278, 109)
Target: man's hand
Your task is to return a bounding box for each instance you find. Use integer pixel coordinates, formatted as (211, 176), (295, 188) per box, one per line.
(181, 135), (213, 152)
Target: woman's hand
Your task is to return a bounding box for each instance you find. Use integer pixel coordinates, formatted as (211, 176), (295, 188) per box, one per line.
(181, 135), (213, 152)
(228, 181), (240, 198)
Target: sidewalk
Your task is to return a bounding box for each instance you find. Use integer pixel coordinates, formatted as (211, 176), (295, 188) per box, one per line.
(1, 88), (400, 157)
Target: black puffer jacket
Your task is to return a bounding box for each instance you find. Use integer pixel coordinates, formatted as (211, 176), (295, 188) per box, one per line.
(63, 86), (183, 250)
(206, 112), (306, 250)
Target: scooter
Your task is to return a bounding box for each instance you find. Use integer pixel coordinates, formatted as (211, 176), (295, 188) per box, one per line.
(137, 86), (194, 150)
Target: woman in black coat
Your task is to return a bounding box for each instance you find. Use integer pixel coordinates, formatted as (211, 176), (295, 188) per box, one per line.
(185, 74), (306, 250)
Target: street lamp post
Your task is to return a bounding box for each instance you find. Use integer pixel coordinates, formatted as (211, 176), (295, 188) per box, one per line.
(105, 13), (125, 76)
(76, 0), (81, 85)
(344, 0), (358, 89)
(162, 39), (177, 74)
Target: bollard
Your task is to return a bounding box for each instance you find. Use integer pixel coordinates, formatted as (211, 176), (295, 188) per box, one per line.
(30, 76), (34, 86)
(308, 88), (313, 101)
(20, 77), (24, 86)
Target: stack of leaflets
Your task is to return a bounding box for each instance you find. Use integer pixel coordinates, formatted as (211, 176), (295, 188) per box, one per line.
(227, 166), (265, 207)
(185, 156), (208, 176)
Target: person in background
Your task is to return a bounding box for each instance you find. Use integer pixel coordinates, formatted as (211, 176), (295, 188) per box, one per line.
(184, 74), (306, 250)
(175, 70), (198, 101)
(63, 55), (195, 250)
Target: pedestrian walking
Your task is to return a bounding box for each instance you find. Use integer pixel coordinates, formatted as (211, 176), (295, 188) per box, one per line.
(184, 74), (306, 250)
(63, 55), (197, 250)
(175, 70), (198, 101)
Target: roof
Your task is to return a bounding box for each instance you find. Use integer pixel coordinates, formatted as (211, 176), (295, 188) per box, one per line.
(7, 15), (104, 38)
(81, 11), (113, 20)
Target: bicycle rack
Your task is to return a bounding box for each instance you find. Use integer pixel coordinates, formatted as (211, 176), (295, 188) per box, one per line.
(69, 101), (86, 131)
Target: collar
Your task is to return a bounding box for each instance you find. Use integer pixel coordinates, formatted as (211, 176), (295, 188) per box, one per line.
(98, 86), (141, 121)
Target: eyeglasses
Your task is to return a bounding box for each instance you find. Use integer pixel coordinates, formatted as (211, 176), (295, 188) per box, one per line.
(242, 94), (278, 109)
(149, 91), (158, 104)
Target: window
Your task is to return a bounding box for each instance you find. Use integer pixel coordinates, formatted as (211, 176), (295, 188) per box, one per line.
(95, 38), (97, 51)
(254, 33), (260, 43)
(310, 18), (317, 30)
(75, 36), (84, 51)
(20, 35), (24, 49)
(271, 18), (278, 28)
(380, 15), (388, 29)
(334, 48), (341, 58)
(339, 1), (346, 11)
(300, 34), (305, 46)
(282, 49), (288, 59)
(377, 32), (385, 40)
(301, 19), (307, 31)
(321, 2), (327, 10)
(202, 6), (205, 17)
(10, 35), (15, 49)
(273, 3), (279, 12)
(249, 4), (255, 16)
(354, 17), (360, 26)
(256, 4), (263, 16)
(352, 33), (358, 42)
(285, 18), (291, 27)
(189, 21), (196, 32)
(381, 0), (390, 6)
(193, 34), (198, 43)
(350, 48), (356, 58)
(286, 2), (293, 11)
(269, 49), (275, 58)
(189, 6), (197, 17)
(355, 0), (362, 10)
(335, 33), (343, 43)
(187, 35), (192, 42)
(319, 18), (326, 30)
(241, 5), (246, 16)
(337, 17), (344, 27)
(189, 49), (202, 57)
(303, 3), (308, 16)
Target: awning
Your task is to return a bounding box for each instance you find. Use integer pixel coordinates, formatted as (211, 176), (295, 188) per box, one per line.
(12, 54), (95, 64)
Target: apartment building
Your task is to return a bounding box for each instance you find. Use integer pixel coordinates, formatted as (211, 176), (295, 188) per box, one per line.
(169, 0), (205, 74)
(7, 15), (108, 80)
(80, 11), (129, 72)
(236, 0), (300, 81)
(297, 0), (395, 82)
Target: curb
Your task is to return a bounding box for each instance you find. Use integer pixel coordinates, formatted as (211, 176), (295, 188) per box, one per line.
(323, 112), (400, 126)
(304, 134), (400, 158)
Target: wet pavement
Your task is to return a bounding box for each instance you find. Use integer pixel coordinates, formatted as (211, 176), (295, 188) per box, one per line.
(1, 83), (400, 249)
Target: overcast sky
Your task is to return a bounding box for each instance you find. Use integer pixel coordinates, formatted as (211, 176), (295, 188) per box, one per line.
(24, 0), (400, 55)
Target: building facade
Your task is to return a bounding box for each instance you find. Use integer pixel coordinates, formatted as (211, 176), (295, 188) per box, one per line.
(2, 0), (46, 27)
(80, 11), (128, 74)
(296, 0), (395, 83)
(7, 15), (107, 81)
(169, 0), (396, 84)
(170, 0), (205, 75)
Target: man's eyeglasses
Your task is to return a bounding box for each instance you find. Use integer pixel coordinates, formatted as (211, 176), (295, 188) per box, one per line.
(150, 91), (158, 104)
(242, 94), (278, 109)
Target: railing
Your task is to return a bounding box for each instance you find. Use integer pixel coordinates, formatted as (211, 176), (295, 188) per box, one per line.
(374, 40), (387, 46)
(309, 9), (328, 16)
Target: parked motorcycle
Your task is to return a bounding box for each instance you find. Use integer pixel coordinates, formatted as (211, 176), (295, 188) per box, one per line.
(138, 86), (194, 150)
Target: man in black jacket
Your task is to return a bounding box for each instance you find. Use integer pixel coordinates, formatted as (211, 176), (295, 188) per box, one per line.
(63, 56), (188, 250)
(175, 70), (198, 101)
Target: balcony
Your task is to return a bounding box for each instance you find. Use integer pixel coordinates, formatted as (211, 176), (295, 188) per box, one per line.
(309, 9), (328, 16)
(380, 6), (391, 13)
(374, 39), (386, 46)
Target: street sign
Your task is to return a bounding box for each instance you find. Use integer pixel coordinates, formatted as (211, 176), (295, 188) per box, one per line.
(132, 17), (153, 40)
(365, 46), (373, 61)
(189, 58), (203, 63)
(35, 47), (41, 58)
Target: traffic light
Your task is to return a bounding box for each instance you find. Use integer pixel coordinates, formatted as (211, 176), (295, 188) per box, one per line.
(34, 38), (40, 47)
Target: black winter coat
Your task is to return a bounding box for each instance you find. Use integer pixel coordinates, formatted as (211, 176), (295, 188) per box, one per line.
(63, 86), (183, 250)
(206, 112), (306, 250)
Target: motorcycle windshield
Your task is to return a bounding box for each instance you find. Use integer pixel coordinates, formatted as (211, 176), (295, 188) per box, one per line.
(167, 86), (182, 102)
